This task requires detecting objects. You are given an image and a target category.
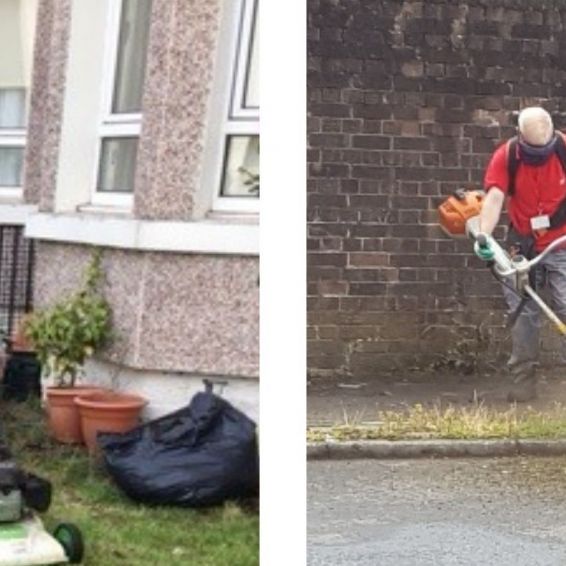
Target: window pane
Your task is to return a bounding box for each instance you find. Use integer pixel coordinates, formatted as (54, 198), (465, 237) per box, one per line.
(97, 138), (138, 193)
(221, 136), (259, 197)
(0, 147), (23, 187)
(112, 0), (153, 114)
(0, 89), (25, 129)
(0, 0), (36, 127)
(244, 4), (259, 109)
(0, 0), (25, 87)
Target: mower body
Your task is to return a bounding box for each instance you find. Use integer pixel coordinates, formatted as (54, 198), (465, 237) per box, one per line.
(0, 444), (74, 565)
(0, 515), (67, 565)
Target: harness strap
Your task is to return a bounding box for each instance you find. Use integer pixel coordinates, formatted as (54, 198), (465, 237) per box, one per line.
(550, 133), (566, 228)
(507, 136), (519, 197)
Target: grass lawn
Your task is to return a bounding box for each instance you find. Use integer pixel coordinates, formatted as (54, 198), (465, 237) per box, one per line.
(1, 400), (259, 566)
(307, 402), (566, 443)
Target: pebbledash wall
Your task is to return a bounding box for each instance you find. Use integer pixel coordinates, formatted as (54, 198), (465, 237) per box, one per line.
(0, 0), (259, 420)
(307, 0), (566, 379)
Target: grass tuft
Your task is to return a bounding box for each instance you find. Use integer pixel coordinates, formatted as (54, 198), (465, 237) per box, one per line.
(307, 402), (566, 442)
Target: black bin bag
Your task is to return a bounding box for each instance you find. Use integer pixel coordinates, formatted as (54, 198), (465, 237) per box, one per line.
(98, 390), (259, 507)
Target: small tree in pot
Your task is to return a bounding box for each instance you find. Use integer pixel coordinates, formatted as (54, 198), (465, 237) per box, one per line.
(24, 250), (112, 443)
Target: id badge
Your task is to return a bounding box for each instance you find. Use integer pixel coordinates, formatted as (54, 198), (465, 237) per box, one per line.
(530, 215), (550, 231)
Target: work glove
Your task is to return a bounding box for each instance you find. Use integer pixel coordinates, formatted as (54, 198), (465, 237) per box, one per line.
(473, 233), (495, 261)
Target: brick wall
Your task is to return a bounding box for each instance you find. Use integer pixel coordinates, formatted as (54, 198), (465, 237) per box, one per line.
(307, 0), (566, 378)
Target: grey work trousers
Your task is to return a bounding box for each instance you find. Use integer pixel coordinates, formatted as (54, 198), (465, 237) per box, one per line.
(502, 249), (566, 380)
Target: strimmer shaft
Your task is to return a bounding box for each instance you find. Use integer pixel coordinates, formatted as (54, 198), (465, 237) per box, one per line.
(524, 284), (566, 335)
(466, 215), (566, 336)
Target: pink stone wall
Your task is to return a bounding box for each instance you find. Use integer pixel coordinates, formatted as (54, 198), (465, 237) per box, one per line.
(134, 0), (223, 221)
(34, 243), (259, 378)
(24, 1), (259, 380)
(25, 0), (223, 221)
(23, 0), (71, 209)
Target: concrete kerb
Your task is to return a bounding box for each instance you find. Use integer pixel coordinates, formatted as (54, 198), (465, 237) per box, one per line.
(307, 439), (566, 460)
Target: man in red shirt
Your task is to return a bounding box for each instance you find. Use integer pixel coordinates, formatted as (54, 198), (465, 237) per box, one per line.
(476, 106), (566, 401)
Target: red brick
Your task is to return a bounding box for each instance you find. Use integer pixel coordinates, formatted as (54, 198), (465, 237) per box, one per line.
(348, 252), (390, 268)
(339, 325), (377, 339)
(318, 326), (339, 339)
(318, 281), (349, 296)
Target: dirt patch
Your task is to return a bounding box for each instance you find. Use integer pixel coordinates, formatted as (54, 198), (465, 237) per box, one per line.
(307, 369), (566, 426)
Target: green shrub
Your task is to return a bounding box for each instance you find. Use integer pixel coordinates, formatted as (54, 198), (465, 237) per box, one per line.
(25, 250), (112, 387)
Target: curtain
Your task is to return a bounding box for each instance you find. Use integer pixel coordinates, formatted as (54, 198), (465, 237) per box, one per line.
(244, 3), (259, 109)
(98, 138), (138, 193)
(0, 148), (23, 187)
(0, 0), (36, 187)
(112, 0), (153, 114)
(0, 89), (25, 129)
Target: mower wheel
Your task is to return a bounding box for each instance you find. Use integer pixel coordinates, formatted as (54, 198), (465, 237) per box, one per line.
(53, 523), (84, 563)
(23, 473), (52, 513)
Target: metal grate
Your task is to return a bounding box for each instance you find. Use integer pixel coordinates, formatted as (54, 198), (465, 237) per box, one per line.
(0, 225), (34, 338)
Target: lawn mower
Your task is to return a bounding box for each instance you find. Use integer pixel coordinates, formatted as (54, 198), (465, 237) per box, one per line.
(0, 440), (83, 565)
(438, 188), (566, 336)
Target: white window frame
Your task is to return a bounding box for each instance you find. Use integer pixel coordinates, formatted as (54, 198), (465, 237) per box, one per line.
(230, 0), (259, 120)
(91, 0), (146, 209)
(212, 0), (259, 214)
(0, 0), (39, 200)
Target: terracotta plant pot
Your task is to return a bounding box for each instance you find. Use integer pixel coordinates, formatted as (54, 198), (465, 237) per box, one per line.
(45, 386), (104, 444)
(75, 391), (147, 452)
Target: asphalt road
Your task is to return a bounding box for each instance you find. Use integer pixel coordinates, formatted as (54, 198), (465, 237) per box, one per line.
(308, 457), (566, 565)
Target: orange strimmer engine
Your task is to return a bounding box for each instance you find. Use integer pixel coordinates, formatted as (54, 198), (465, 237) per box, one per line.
(437, 189), (485, 238)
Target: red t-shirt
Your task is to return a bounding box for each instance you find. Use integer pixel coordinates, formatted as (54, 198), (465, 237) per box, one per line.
(484, 134), (566, 251)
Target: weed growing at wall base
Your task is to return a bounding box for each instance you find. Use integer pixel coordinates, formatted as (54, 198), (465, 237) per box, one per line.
(307, 403), (566, 442)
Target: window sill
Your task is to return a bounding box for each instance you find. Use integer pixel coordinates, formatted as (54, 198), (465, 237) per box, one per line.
(0, 202), (38, 225)
(76, 203), (134, 218)
(207, 210), (259, 225)
(24, 212), (259, 255)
